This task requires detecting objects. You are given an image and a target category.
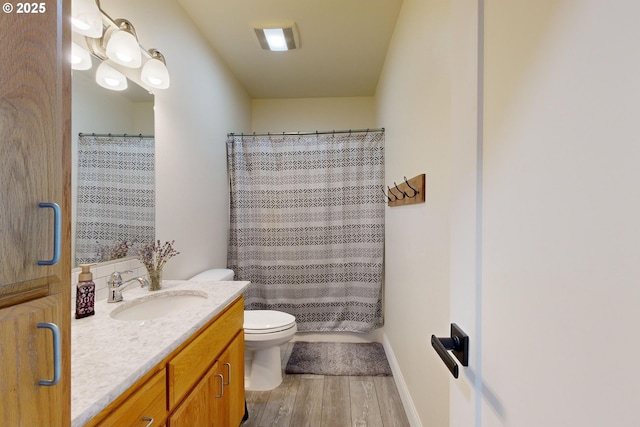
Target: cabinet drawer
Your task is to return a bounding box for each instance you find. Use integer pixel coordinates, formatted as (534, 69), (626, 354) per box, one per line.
(167, 297), (243, 408)
(97, 369), (167, 427)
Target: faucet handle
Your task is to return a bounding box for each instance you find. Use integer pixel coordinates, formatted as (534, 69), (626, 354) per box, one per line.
(108, 272), (123, 287)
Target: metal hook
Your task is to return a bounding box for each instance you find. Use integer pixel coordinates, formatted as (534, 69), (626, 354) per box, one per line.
(389, 185), (403, 200)
(404, 176), (419, 198)
(386, 186), (399, 201)
(382, 187), (392, 202)
(394, 182), (409, 199)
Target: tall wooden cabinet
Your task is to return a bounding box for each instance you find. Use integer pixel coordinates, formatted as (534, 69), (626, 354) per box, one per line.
(0, 0), (71, 425)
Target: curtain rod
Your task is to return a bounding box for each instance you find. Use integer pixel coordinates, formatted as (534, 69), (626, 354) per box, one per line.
(227, 128), (384, 138)
(78, 132), (154, 138)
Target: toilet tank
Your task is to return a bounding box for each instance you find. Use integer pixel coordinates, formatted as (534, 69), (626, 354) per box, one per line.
(188, 269), (235, 281)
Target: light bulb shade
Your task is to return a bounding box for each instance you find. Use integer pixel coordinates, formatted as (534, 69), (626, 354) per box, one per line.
(71, 42), (92, 70)
(71, 0), (102, 38)
(95, 62), (128, 91)
(141, 54), (170, 89)
(106, 27), (141, 68)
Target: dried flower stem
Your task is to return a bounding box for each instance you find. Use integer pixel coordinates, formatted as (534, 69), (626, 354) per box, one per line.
(137, 240), (180, 272)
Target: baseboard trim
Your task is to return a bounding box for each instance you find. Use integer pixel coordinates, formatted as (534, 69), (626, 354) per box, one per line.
(381, 333), (423, 427)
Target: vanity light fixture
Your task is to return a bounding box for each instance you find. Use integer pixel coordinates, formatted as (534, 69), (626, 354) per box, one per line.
(95, 62), (128, 91)
(141, 49), (170, 89)
(71, 0), (170, 90)
(71, 0), (102, 38)
(104, 19), (142, 68)
(254, 23), (299, 51)
(71, 42), (92, 70)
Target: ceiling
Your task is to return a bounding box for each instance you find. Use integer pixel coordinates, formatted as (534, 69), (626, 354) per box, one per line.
(177, 0), (403, 99)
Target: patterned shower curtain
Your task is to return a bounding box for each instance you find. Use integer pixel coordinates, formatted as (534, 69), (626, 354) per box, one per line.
(227, 131), (385, 332)
(76, 134), (155, 265)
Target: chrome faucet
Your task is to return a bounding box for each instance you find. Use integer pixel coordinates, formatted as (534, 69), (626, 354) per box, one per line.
(107, 271), (149, 303)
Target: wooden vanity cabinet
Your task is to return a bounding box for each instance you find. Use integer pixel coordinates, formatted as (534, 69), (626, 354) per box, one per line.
(88, 296), (245, 427)
(95, 369), (168, 427)
(169, 333), (244, 427)
(0, 0), (71, 425)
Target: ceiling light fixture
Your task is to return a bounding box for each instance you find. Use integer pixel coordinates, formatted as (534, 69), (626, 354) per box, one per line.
(254, 23), (299, 51)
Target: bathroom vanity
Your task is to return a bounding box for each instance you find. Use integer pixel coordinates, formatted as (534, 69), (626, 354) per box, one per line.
(71, 280), (249, 427)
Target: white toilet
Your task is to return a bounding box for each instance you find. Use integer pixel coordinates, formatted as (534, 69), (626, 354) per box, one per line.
(188, 269), (297, 391)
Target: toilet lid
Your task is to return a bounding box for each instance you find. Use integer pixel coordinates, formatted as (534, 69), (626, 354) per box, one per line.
(244, 310), (296, 334)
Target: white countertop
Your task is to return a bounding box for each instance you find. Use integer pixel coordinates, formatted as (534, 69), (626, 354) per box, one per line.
(71, 279), (250, 427)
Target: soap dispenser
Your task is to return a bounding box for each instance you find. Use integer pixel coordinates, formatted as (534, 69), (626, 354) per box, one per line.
(76, 264), (96, 319)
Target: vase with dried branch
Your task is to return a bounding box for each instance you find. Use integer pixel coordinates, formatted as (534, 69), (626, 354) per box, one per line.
(137, 240), (180, 291)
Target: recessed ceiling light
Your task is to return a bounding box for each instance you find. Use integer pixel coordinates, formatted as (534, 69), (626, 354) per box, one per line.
(253, 23), (299, 51)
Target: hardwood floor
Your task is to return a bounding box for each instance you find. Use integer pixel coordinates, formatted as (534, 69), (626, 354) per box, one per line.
(243, 342), (411, 427)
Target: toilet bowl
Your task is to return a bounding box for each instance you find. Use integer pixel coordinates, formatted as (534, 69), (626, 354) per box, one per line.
(188, 269), (297, 391)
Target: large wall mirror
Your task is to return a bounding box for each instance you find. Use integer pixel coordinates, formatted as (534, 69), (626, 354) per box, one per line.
(71, 68), (155, 267)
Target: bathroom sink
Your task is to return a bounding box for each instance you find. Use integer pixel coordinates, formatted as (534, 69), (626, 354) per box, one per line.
(110, 290), (208, 321)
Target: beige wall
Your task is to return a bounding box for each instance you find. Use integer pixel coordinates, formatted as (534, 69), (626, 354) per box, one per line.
(251, 97), (376, 132)
(101, 0), (252, 279)
(376, 1), (452, 425)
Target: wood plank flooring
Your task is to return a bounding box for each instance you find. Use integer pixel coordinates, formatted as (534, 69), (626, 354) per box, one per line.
(243, 342), (411, 427)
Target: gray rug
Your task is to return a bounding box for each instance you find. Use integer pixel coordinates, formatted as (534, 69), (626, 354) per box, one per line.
(285, 342), (392, 376)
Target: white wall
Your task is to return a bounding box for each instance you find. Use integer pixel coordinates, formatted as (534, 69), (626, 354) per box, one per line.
(252, 97), (376, 132)
(101, 0), (252, 279)
(476, 1), (640, 425)
(376, 1), (452, 425)
(446, 1), (640, 426)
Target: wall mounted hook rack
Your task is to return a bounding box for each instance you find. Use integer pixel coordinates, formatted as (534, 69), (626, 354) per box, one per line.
(385, 174), (425, 207)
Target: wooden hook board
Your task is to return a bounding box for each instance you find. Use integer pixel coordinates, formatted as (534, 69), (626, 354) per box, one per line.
(387, 174), (425, 207)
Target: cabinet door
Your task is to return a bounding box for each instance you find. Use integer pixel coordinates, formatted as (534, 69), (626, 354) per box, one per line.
(219, 333), (245, 427)
(169, 361), (223, 427)
(0, 0), (71, 425)
(0, 294), (65, 425)
(0, 0), (70, 294)
(96, 370), (167, 427)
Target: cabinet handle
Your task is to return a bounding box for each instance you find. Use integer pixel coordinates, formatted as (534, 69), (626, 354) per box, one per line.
(142, 416), (154, 426)
(38, 202), (61, 266)
(37, 322), (61, 386)
(223, 362), (231, 386)
(214, 373), (224, 398)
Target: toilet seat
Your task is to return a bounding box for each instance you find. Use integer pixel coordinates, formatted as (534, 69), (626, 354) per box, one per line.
(244, 310), (296, 334)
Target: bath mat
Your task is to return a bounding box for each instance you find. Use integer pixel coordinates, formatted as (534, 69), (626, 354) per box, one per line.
(285, 342), (392, 376)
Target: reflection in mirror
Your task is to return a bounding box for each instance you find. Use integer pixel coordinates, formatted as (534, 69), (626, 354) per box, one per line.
(72, 68), (155, 267)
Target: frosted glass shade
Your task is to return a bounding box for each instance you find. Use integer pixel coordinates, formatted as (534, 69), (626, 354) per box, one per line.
(95, 62), (127, 91)
(106, 30), (141, 68)
(71, 0), (102, 38)
(71, 43), (92, 70)
(141, 57), (170, 89)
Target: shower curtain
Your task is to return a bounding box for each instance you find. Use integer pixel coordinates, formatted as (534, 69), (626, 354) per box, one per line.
(76, 134), (155, 265)
(227, 131), (385, 332)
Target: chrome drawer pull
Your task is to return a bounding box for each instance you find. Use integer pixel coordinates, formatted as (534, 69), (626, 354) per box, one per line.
(37, 322), (61, 386)
(142, 416), (154, 426)
(38, 202), (61, 266)
(215, 373), (224, 398)
(223, 362), (231, 386)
